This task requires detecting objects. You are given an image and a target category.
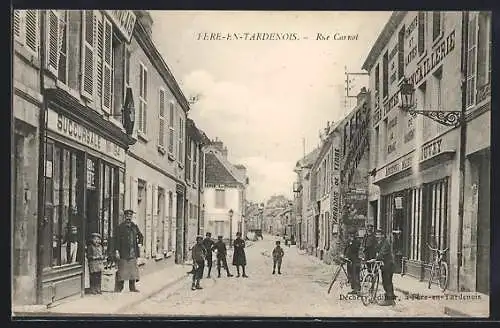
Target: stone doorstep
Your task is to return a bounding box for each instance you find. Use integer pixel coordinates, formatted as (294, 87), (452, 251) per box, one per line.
(17, 264), (190, 315)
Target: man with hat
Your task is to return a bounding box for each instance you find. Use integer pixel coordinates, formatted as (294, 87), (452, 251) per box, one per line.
(202, 232), (215, 278)
(191, 235), (206, 290)
(212, 235), (233, 278)
(114, 209), (144, 293)
(232, 231), (248, 278)
(362, 223), (378, 268)
(375, 229), (396, 306)
(344, 227), (361, 294)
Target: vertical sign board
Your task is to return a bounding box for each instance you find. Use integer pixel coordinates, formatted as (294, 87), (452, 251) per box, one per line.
(330, 136), (341, 225)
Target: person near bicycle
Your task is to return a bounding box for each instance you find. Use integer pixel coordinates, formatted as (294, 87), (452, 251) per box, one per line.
(361, 224), (377, 271)
(375, 229), (396, 306)
(344, 227), (361, 295)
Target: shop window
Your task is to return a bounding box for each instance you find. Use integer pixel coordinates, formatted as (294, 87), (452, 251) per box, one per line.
(42, 142), (84, 269)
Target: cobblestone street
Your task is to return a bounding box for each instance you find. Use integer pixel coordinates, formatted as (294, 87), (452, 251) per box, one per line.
(119, 237), (449, 317)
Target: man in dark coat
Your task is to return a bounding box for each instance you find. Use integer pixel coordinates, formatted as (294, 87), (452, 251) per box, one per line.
(232, 232), (248, 278)
(212, 235), (233, 278)
(191, 235), (206, 290)
(202, 232), (215, 278)
(362, 224), (378, 272)
(375, 229), (396, 306)
(114, 209), (144, 292)
(344, 227), (361, 294)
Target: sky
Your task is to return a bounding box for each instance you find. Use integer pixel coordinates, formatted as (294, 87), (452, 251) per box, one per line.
(150, 11), (392, 203)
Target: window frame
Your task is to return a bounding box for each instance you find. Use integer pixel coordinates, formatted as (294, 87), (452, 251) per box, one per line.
(215, 189), (226, 209)
(56, 10), (69, 84)
(138, 62), (148, 135)
(158, 87), (166, 151)
(168, 101), (176, 159)
(13, 10), (40, 58)
(466, 12), (479, 109)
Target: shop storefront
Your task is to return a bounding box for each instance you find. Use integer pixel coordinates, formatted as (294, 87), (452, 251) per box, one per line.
(373, 133), (457, 281)
(38, 89), (133, 304)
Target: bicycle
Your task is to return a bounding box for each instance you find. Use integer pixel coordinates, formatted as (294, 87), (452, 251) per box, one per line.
(360, 259), (384, 306)
(327, 255), (351, 294)
(427, 243), (449, 291)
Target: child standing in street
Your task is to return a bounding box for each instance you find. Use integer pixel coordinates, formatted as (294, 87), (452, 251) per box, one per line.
(87, 232), (105, 294)
(272, 240), (285, 275)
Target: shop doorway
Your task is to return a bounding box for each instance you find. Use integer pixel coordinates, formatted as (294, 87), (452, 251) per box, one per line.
(137, 180), (147, 257)
(476, 152), (490, 295)
(369, 200), (378, 228)
(167, 191), (173, 252)
(175, 191), (184, 264)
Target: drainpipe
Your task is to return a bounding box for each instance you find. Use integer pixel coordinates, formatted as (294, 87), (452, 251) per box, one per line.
(457, 11), (469, 292)
(36, 10), (47, 304)
(197, 143), (202, 235)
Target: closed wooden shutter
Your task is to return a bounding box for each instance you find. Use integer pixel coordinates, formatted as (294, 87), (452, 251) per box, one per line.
(152, 185), (158, 257)
(130, 176), (139, 214)
(163, 192), (169, 252)
(102, 17), (113, 113)
(81, 10), (95, 99)
(145, 184), (153, 258)
(24, 10), (39, 53)
(95, 13), (103, 98)
(158, 89), (166, 147)
(168, 102), (175, 154)
(46, 10), (61, 75)
(13, 10), (21, 40)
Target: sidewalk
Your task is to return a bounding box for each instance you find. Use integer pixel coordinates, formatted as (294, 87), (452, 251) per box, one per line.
(393, 274), (489, 318)
(13, 260), (191, 316)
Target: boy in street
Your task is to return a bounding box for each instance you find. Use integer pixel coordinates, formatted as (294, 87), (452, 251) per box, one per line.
(375, 229), (396, 306)
(272, 240), (285, 274)
(212, 235), (234, 278)
(191, 235), (206, 290)
(344, 227), (361, 294)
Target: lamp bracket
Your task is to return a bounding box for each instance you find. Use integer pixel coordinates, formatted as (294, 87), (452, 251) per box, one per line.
(406, 109), (463, 127)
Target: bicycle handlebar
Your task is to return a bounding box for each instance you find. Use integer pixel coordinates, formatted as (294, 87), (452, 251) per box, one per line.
(426, 243), (449, 253)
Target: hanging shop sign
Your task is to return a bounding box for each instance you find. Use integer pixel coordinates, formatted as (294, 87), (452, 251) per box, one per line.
(104, 10), (137, 43)
(47, 108), (126, 163)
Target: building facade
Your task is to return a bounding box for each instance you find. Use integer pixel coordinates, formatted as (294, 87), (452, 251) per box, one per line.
(184, 118), (209, 255)
(363, 11), (490, 293)
(13, 10), (137, 305)
(124, 11), (191, 265)
(203, 140), (248, 245)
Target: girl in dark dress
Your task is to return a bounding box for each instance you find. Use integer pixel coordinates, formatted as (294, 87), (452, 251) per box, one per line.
(232, 232), (248, 278)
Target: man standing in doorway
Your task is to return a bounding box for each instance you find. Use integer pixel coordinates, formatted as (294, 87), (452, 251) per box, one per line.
(375, 229), (396, 306)
(202, 232), (215, 278)
(114, 209), (144, 293)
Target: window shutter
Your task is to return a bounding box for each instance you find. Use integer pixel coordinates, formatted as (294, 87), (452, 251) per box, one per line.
(143, 70), (148, 132)
(46, 10), (60, 75)
(25, 10), (39, 54)
(13, 10), (21, 40)
(138, 66), (144, 131)
(81, 10), (95, 99)
(158, 89), (165, 147)
(168, 102), (175, 154)
(102, 17), (113, 113)
(96, 14), (103, 98)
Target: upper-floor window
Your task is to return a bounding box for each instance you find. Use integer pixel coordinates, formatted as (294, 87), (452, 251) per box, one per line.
(418, 12), (426, 56)
(432, 12), (442, 41)
(343, 123), (349, 156)
(123, 48), (131, 97)
(178, 117), (184, 165)
(193, 145), (198, 185)
(382, 50), (388, 99)
(398, 25), (405, 81)
(374, 64), (380, 94)
(215, 189), (225, 208)
(13, 10), (40, 57)
(158, 88), (166, 148)
(138, 63), (148, 133)
(199, 151), (204, 188)
(466, 13), (478, 108)
(57, 11), (68, 84)
(476, 12), (492, 93)
(168, 101), (175, 156)
(186, 138), (192, 181)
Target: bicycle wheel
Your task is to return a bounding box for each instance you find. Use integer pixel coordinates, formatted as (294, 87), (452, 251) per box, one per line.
(328, 266), (341, 294)
(428, 263), (435, 289)
(439, 262), (449, 291)
(372, 273), (381, 305)
(360, 273), (374, 306)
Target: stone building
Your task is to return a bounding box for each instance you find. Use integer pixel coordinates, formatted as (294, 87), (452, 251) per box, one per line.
(363, 11), (490, 293)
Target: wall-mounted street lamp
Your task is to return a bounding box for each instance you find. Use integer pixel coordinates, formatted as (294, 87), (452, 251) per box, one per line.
(398, 78), (463, 127)
(228, 209), (234, 247)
